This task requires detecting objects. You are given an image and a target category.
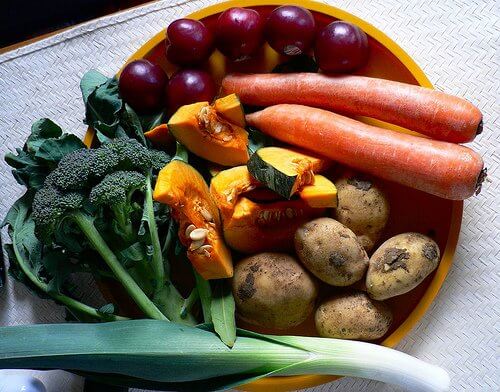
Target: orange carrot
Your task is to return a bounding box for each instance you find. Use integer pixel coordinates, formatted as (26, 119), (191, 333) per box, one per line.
(246, 104), (485, 200)
(223, 73), (483, 143)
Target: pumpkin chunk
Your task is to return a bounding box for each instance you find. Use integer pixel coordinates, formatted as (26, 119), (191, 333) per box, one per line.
(153, 160), (233, 279)
(213, 93), (246, 127)
(299, 174), (338, 208)
(144, 124), (173, 147)
(247, 146), (329, 199)
(210, 165), (324, 253)
(168, 101), (249, 166)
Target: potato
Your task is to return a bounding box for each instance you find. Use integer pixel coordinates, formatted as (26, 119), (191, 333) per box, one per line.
(294, 217), (368, 286)
(232, 252), (318, 329)
(366, 233), (440, 300)
(315, 291), (392, 340)
(334, 174), (390, 253)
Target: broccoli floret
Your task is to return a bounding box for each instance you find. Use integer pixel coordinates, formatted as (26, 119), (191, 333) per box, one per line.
(44, 138), (169, 192)
(149, 149), (170, 172)
(32, 185), (85, 239)
(90, 171), (146, 242)
(45, 148), (120, 191)
(103, 138), (152, 171)
(90, 171), (146, 206)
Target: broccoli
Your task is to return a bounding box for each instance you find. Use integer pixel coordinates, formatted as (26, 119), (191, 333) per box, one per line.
(28, 140), (195, 324)
(45, 138), (169, 192)
(90, 171), (146, 242)
(31, 179), (166, 321)
(45, 148), (120, 191)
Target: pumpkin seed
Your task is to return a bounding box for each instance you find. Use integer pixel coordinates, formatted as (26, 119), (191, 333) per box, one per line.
(185, 224), (197, 237)
(200, 208), (214, 222)
(196, 244), (213, 254)
(213, 123), (225, 134)
(190, 228), (209, 241)
(222, 135), (233, 142)
(190, 239), (205, 251)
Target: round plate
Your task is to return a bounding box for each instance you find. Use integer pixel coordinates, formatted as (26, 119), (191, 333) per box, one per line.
(85, 1), (462, 391)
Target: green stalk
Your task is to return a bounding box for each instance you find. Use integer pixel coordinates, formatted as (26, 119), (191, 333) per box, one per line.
(144, 171), (164, 291)
(111, 204), (135, 244)
(11, 235), (127, 322)
(0, 320), (450, 392)
(71, 213), (167, 321)
(194, 270), (212, 323)
(180, 289), (198, 319)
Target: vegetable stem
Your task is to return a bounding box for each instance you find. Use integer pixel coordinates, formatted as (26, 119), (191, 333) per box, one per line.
(144, 171), (164, 291)
(194, 270), (212, 323)
(11, 232), (127, 322)
(180, 289), (199, 319)
(0, 320), (450, 392)
(72, 212), (167, 321)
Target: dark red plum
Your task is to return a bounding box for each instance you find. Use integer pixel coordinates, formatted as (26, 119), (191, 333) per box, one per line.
(166, 19), (214, 66)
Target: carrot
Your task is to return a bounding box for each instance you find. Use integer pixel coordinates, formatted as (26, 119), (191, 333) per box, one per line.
(246, 104), (485, 200)
(223, 73), (483, 143)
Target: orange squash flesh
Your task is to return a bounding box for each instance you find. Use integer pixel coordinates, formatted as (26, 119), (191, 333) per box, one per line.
(223, 197), (324, 253)
(153, 160), (233, 279)
(299, 175), (338, 208)
(144, 124), (174, 147)
(168, 102), (249, 166)
(214, 93), (246, 127)
(210, 166), (325, 253)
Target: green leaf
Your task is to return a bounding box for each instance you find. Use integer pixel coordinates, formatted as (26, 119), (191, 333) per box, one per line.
(35, 135), (85, 162)
(80, 70), (109, 104)
(98, 303), (116, 315)
(84, 77), (123, 138)
(119, 242), (146, 265)
(210, 279), (236, 347)
(139, 111), (165, 133)
(4, 119), (83, 189)
(172, 142), (189, 163)
(121, 104), (147, 146)
(26, 119), (63, 153)
(194, 271), (212, 324)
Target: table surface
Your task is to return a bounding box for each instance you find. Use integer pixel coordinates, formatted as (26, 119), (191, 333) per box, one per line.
(0, 0), (498, 391)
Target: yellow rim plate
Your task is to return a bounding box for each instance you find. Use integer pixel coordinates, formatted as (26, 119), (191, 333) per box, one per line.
(84, 1), (462, 390)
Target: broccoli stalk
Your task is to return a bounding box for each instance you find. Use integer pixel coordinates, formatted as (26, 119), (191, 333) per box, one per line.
(4, 194), (128, 322)
(144, 170), (164, 291)
(90, 171), (145, 244)
(10, 236), (128, 322)
(33, 186), (167, 321)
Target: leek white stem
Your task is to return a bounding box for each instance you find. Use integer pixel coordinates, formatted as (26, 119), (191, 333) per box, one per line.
(275, 337), (450, 392)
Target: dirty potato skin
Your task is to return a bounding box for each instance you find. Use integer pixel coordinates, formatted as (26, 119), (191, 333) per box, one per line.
(366, 233), (440, 300)
(232, 252), (318, 329)
(294, 217), (369, 286)
(334, 175), (390, 253)
(315, 291), (393, 340)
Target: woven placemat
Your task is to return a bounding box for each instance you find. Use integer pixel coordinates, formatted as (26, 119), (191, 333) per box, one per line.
(0, 0), (498, 391)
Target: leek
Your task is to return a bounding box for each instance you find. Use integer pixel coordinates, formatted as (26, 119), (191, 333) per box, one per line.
(0, 320), (449, 392)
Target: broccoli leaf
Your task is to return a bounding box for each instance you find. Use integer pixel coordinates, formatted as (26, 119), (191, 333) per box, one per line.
(81, 70), (163, 146)
(80, 70), (109, 103)
(35, 135), (85, 163)
(4, 119), (84, 189)
(26, 118), (63, 153)
(139, 111), (165, 133)
(83, 76), (123, 138)
(121, 104), (148, 146)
